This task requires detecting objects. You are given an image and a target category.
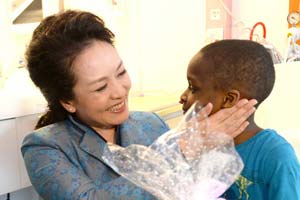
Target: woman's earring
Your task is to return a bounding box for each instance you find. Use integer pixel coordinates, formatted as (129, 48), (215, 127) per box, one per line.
(67, 107), (75, 113)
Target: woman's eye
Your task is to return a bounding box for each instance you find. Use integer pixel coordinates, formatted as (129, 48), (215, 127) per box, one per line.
(95, 84), (107, 92)
(117, 69), (127, 77)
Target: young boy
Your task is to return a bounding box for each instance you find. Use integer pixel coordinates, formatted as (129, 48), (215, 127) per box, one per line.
(179, 39), (300, 199)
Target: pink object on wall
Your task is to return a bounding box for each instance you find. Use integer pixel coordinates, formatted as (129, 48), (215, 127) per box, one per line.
(205, 0), (232, 40)
(223, 0), (232, 39)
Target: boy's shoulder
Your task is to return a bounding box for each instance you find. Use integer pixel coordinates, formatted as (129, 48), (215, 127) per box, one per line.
(258, 129), (296, 156)
(238, 129), (296, 161)
(241, 129), (290, 147)
(256, 129), (289, 146)
(243, 129), (299, 168)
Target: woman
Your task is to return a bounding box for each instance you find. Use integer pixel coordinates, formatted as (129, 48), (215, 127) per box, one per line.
(22, 10), (256, 200)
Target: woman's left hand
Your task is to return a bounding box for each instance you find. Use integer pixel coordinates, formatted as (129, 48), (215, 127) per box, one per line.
(197, 99), (257, 138)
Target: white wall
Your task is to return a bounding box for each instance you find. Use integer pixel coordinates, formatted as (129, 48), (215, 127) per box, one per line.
(0, 0), (13, 87)
(112, 0), (206, 94)
(134, 0), (206, 93)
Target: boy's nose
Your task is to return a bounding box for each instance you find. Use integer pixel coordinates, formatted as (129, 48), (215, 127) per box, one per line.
(179, 91), (187, 104)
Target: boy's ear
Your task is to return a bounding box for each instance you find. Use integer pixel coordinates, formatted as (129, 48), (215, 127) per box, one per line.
(222, 89), (240, 108)
(60, 100), (76, 113)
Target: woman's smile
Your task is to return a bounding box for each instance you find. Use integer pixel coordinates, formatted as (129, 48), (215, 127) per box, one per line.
(107, 100), (127, 113)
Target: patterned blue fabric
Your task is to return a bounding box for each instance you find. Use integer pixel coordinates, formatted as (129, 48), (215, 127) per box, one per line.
(21, 111), (170, 200)
(222, 129), (300, 200)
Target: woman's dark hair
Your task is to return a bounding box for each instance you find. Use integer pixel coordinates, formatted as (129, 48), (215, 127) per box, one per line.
(26, 10), (115, 129)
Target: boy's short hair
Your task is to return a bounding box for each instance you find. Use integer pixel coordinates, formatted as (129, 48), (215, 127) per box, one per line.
(201, 39), (275, 104)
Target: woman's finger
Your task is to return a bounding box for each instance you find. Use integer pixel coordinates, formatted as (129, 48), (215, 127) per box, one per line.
(204, 99), (257, 137)
(203, 99), (251, 126)
(223, 104), (256, 134)
(228, 121), (250, 138)
(196, 102), (213, 121)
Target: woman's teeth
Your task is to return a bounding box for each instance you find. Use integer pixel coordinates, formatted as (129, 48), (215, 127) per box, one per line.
(108, 101), (125, 112)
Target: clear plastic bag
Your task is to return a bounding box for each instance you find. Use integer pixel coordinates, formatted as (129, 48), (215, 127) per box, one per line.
(102, 102), (244, 200)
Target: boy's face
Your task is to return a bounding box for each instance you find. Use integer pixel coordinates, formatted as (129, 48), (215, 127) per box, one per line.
(180, 52), (226, 115)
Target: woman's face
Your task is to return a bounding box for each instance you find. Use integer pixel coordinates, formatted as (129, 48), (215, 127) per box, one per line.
(65, 41), (131, 130)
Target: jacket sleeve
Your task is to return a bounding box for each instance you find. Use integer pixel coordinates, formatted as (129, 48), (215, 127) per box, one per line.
(21, 134), (156, 200)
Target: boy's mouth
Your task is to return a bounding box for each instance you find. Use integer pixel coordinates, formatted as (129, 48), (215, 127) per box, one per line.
(182, 105), (188, 114)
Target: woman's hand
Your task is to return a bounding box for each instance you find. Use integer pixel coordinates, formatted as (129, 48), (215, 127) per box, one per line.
(177, 99), (257, 159)
(199, 99), (257, 138)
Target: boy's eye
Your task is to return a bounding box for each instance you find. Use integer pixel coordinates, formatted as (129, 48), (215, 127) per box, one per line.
(95, 84), (107, 92)
(188, 85), (197, 93)
(118, 69), (127, 77)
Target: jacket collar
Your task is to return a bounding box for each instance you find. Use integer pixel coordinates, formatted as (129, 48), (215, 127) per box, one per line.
(67, 114), (144, 162)
(67, 115), (108, 163)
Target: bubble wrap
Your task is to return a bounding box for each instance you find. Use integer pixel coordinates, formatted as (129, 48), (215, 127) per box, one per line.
(102, 102), (244, 200)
